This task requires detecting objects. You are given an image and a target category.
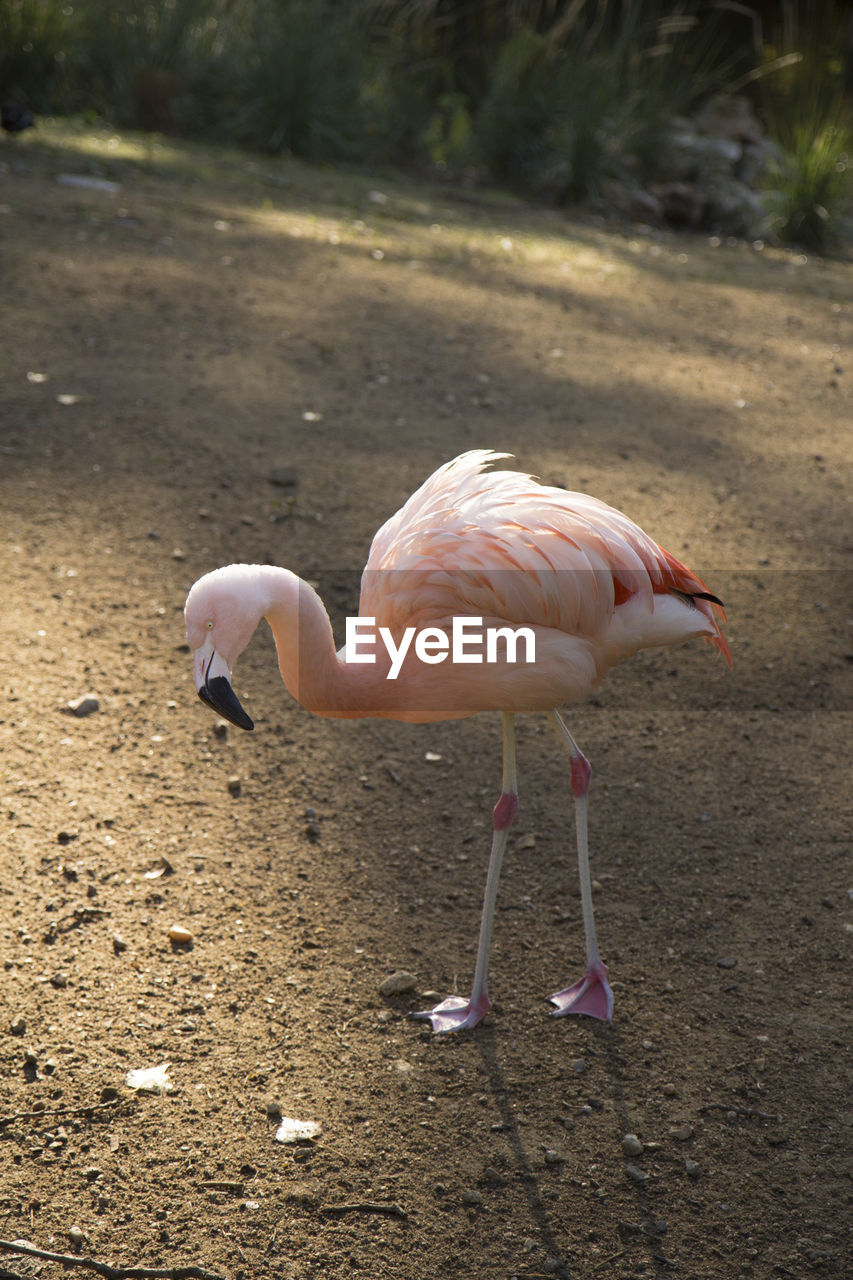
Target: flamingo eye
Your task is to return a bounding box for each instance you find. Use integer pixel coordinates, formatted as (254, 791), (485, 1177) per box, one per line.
(206, 620), (214, 631)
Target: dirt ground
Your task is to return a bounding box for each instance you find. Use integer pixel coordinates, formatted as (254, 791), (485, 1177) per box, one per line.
(1, 123), (850, 1280)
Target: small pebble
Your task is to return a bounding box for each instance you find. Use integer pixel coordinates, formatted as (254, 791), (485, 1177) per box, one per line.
(51, 971), (69, 989)
(10, 1016), (26, 1036)
(266, 1099), (283, 1118)
(68, 1225), (85, 1248)
(213, 720), (228, 739)
(621, 1133), (643, 1157)
(227, 775), (242, 797)
(268, 466), (300, 489)
(571, 1058), (587, 1074)
(380, 971), (418, 997)
(625, 1163), (647, 1184)
(84, 1165), (102, 1181)
(669, 1124), (694, 1142)
(662, 1083), (677, 1096)
(717, 956), (737, 969)
(66, 695), (100, 718)
(544, 1148), (565, 1165)
(167, 925), (193, 946)
(112, 934), (128, 955)
(685, 1159), (701, 1178)
(461, 1189), (483, 1207)
(24, 1047), (38, 1065)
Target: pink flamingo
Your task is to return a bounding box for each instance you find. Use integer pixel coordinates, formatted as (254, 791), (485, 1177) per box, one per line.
(185, 450), (729, 1031)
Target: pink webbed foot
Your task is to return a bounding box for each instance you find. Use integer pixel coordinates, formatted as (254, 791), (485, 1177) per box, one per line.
(411, 991), (491, 1033)
(550, 961), (614, 1021)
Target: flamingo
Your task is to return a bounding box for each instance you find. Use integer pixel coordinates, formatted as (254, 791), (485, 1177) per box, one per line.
(184, 450), (730, 1031)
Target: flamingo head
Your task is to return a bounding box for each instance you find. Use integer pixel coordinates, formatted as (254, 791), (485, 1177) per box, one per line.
(184, 566), (265, 731)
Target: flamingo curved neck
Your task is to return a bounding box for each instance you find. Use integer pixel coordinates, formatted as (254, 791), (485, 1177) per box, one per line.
(261, 567), (390, 718)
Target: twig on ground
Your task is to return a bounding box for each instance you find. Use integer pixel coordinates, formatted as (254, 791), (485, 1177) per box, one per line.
(0, 1097), (122, 1129)
(0, 1239), (223, 1280)
(321, 1201), (408, 1221)
(700, 1102), (778, 1120)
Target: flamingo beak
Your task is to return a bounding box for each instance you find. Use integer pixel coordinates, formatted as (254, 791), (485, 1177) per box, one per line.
(193, 640), (254, 731)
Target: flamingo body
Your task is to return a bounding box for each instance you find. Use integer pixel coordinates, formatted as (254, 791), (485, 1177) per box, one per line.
(185, 451), (729, 1030)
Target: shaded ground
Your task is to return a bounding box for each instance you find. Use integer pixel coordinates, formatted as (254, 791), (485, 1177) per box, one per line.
(1, 123), (851, 1280)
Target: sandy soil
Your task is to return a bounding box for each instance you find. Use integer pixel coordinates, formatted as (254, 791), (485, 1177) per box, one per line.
(1, 123), (851, 1280)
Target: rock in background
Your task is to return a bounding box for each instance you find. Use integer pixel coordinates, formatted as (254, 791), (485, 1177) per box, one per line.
(604, 95), (778, 237)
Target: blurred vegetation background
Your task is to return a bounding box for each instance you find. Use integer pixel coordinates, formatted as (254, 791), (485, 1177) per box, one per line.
(1, 0), (851, 251)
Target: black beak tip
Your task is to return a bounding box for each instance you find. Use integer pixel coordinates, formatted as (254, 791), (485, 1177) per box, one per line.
(198, 676), (254, 731)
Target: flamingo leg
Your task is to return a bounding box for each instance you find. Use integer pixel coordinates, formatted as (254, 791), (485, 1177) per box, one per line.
(412, 712), (518, 1032)
(546, 710), (614, 1021)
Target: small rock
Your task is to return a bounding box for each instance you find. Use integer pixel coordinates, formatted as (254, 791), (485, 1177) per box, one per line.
(461, 1189), (483, 1207)
(717, 956), (737, 969)
(268, 466), (300, 489)
(544, 1148), (565, 1165)
(24, 1047), (38, 1065)
(625, 1163), (647, 1184)
(380, 971), (418, 997)
(685, 1159), (701, 1178)
(167, 925), (193, 946)
(66, 695), (100, 718)
(10, 1016), (26, 1036)
(68, 1225), (85, 1248)
(171, 548), (186, 562)
(227, 775), (242, 797)
(621, 1133), (644, 1157)
(571, 1058), (587, 1074)
(266, 1099), (283, 1118)
(213, 720), (228, 739)
(662, 1083), (678, 1096)
(84, 1165), (102, 1181)
(51, 971), (70, 989)
(112, 934), (128, 955)
(669, 1124), (694, 1142)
